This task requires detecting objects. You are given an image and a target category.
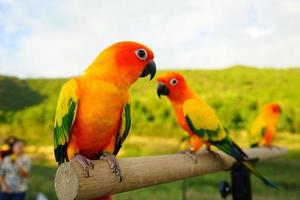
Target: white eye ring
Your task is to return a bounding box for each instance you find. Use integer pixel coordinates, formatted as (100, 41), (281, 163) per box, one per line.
(135, 48), (147, 61)
(170, 78), (178, 86)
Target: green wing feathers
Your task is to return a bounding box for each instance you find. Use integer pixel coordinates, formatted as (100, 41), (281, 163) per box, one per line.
(53, 79), (78, 165)
(113, 103), (131, 155)
(210, 137), (248, 161)
(186, 115), (222, 141)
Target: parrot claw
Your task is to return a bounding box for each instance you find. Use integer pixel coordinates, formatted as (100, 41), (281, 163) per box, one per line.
(179, 150), (198, 163)
(205, 148), (221, 159)
(100, 153), (123, 182)
(71, 154), (94, 178)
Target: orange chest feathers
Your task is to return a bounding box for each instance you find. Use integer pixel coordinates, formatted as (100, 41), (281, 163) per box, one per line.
(70, 78), (129, 157)
(173, 104), (194, 136)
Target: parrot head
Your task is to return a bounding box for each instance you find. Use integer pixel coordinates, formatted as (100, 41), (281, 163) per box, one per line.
(86, 41), (156, 87)
(264, 103), (282, 116)
(156, 72), (193, 103)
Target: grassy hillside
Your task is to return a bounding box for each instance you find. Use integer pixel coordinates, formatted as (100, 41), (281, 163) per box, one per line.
(0, 66), (299, 144)
(0, 76), (44, 111)
(0, 66), (299, 200)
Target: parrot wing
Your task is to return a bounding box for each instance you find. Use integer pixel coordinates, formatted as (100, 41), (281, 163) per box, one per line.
(250, 115), (266, 147)
(183, 98), (226, 142)
(53, 79), (79, 165)
(183, 98), (248, 160)
(113, 103), (131, 155)
(210, 137), (248, 161)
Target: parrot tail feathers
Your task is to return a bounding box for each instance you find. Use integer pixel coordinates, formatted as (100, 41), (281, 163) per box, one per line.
(241, 161), (278, 189)
(232, 141), (248, 158)
(211, 139), (247, 162)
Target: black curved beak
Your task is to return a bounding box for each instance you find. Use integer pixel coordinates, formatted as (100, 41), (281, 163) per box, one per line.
(140, 60), (156, 80)
(157, 83), (169, 98)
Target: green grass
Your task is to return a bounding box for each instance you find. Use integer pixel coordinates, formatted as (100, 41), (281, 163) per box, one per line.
(28, 163), (56, 200)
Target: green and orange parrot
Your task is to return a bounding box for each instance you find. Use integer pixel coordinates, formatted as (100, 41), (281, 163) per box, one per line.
(157, 72), (277, 188)
(53, 41), (156, 185)
(250, 103), (281, 147)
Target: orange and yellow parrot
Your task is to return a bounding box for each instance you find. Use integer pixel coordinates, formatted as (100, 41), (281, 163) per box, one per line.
(250, 103), (281, 147)
(53, 41), (156, 186)
(157, 72), (277, 188)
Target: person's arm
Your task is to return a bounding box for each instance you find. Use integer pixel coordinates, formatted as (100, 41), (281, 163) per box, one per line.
(0, 176), (10, 192)
(16, 156), (31, 178)
(16, 165), (29, 177)
(0, 164), (10, 192)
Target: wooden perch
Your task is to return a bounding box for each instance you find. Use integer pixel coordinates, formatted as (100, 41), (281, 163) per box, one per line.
(55, 147), (287, 200)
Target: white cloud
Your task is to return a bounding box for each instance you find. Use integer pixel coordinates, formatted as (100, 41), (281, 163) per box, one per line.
(0, 0), (299, 78)
(244, 27), (272, 38)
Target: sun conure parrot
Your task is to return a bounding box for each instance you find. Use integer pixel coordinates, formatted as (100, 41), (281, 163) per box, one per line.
(156, 72), (277, 188)
(250, 103), (281, 147)
(53, 41), (156, 185)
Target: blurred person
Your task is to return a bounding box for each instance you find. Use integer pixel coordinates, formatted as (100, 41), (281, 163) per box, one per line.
(0, 139), (31, 200)
(0, 137), (18, 161)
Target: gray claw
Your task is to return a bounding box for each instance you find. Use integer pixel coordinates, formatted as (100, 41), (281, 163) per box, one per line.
(206, 149), (221, 159)
(71, 154), (94, 178)
(179, 150), (198, 163)
(100, 153), (123, 182)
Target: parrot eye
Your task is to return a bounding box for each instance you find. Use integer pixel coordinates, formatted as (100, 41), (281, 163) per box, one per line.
(170, 78), (178, 86)
(135, 48), (147, 61)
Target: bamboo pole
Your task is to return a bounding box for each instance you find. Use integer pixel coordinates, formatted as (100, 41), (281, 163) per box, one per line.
(55, 147), (287, 200)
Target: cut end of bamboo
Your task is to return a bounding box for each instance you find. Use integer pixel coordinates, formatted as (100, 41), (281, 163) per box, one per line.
(55, 162), (79, 200)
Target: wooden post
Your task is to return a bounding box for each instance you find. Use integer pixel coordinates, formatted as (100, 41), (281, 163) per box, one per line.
(231, 163), (252, 200)
(55, 147), (287, 200)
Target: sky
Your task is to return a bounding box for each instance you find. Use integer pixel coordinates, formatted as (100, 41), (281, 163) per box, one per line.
(0, 0), (299, 78)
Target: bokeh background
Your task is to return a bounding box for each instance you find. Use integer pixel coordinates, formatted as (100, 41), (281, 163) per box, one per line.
(0, 0), (299, 199)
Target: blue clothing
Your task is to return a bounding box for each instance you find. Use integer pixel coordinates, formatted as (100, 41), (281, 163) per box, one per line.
(0, 192), (26, 200)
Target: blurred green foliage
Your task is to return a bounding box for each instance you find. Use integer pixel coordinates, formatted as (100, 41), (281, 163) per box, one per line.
(0, 66), (299, 144)
(0, 76), (44, 111)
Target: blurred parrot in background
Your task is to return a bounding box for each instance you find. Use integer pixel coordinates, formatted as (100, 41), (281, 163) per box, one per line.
(250, 103), (281, 147)
(53, 41), (156, 200)
(157, 72), (277, 188)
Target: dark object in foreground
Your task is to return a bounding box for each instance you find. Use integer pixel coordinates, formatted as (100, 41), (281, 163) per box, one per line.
(218, 158), (259, 200)
(231, 163), (252, 200)
(218, 181), (231, 199)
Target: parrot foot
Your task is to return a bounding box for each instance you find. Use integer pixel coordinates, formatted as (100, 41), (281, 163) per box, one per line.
(179, 150), (198, 163)
(99, 153), (122, 182)
(206, 148), (221, 160)
(71, 154), (94, 177)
